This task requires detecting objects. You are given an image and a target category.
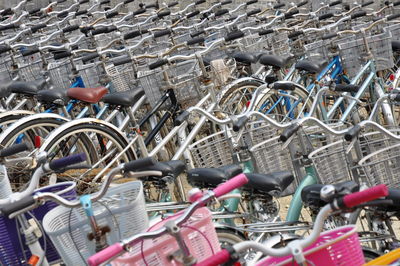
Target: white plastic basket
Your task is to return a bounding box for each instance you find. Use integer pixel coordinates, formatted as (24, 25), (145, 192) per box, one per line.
(42, 181), (148, 265)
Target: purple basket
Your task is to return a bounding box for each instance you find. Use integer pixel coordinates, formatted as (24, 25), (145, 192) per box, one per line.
(0, 182), (77, 265)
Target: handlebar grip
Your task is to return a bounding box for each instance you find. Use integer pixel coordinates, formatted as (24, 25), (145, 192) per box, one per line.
(87, 243), (124, 266)
(334, 84), (359, 93)
(215, 9), (229, 17)
(273, 3), (285, 9)
(0, 44), (11, 54)
(91, 26), (108, 35)
(57, 0), (67, 3)
(285, 9), (299, 19)
(76, 9), (88, 16)
(0, 23), (17, 31)
(344, 124), (361, 141)
(63, 24), (80, 33)
(29, 8), (41, 15)
(57, 10), (69, 18)
(351, 10), (367, 19)
(388, 13), (400, 21)
(288, 31), (303, 39)
(31, 23), (46, 33)
(149, 59), (168, 69)
(297, 0), (308, 7)
(186, 37), (205, 46)
(168, 1), (179, 7)
(49, 153), (86, 171)
(1, 196), (36, 218)
(280, 123), (300, 142)
(394, 1), (400, 6)
(124, 0), (134, 3)
(246, 0), (258, 5)
(361, 0), (374, 7)
(213, 173), (248, 198)
(105, 10), (119, 19)
(195, 249), (232, 266)
(100, 0), (110, 5)
(174, 111), (190, 126)
(318, 12), (334, 20)
(112, 55), (131, 66)
(190, 30), (205, 38)
(0, 143), (29, 158)
(157, 10), (170, 18)
(54, 51), (72, 60)
(195, 0), (206, 4)
(247, 8), (261, 16)
(273, 81), (296, 91)
(187, 10), (200, 18)
(222, 0), (233, 5)
(133, 8), (146, 16)
(124, 157), (157, 172)
(79, 0), (89, 3)
(21, 47), (39, 56)
(258, 28), (274, 36)
(123, 29), (148, 40)
(153, 29), (171, 38)
(0, 8), (12, 16)
(341, 184), (388, 208)
(322, 32), (338, 40)
(81, 52), (99, 63)
(233, 116), (249, 132)
(225, 30), (244, 42)
(329, 0), (342, 7)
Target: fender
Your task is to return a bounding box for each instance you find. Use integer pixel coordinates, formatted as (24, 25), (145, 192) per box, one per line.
(0, 113), (70, 144)
(220, 76), (265, 96)
(39, 118), (133, 155)
(0, 110), (36, 119)
(261, 232), (301, 248)
(213, 222), (247, 240)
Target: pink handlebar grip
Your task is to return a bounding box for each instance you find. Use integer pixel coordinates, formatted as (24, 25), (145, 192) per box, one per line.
(195, 249), (231, 266)
(343, 184), (388, 208)
(213, 173), (248, 198)
(87, 243), (124, 266)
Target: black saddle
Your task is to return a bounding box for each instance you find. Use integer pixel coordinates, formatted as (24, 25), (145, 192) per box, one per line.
(244, 171), (294, 194)
(231, 51), (257, 65)
(187, 164), (243, 188)
(0, 82), (12, 98)
(137, 160), (186, 179)
(36, 89), (70, 105)
(392, 41), (400, 52)
(301, 181), (359, 207)
(295, 60), (325, 74)
(9, 79), (46, 96)
(259, 54), (287, 69)
(102, 89), (145, 107)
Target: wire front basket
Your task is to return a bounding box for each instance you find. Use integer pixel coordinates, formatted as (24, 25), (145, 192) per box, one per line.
(338, 30), (394, 78)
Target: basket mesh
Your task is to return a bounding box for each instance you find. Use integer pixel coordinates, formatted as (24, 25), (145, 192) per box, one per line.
(338, 30), (394, 78)
(105, 63), (137, 92)
(42, 181), (148, 265)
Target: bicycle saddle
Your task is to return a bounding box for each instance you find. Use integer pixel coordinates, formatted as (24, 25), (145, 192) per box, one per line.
(102, 89), (145, 107)
(67, 86), (108, 103)
(36, 89), (70, 105)
(187, 164), (243, 187)
(9, 79), (46, 96)
(392, 40), (400, 52)
(136, 160), (186, 179)
(258, 54), (287, 69)
(295, 60), (326, 74)
(244, 171), (294, 194)
(231, 51), (257, 65)
(0, 82), (12, 98)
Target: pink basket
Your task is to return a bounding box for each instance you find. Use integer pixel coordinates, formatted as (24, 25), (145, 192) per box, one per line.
(257, 225), (364, 266)
(112, 207), (220, 265)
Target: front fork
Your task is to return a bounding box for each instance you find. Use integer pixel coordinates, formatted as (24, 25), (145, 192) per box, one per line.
(286, 166), (318, 222)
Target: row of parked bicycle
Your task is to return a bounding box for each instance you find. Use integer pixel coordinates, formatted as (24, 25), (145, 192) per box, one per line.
(1, 0), (400, 265)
